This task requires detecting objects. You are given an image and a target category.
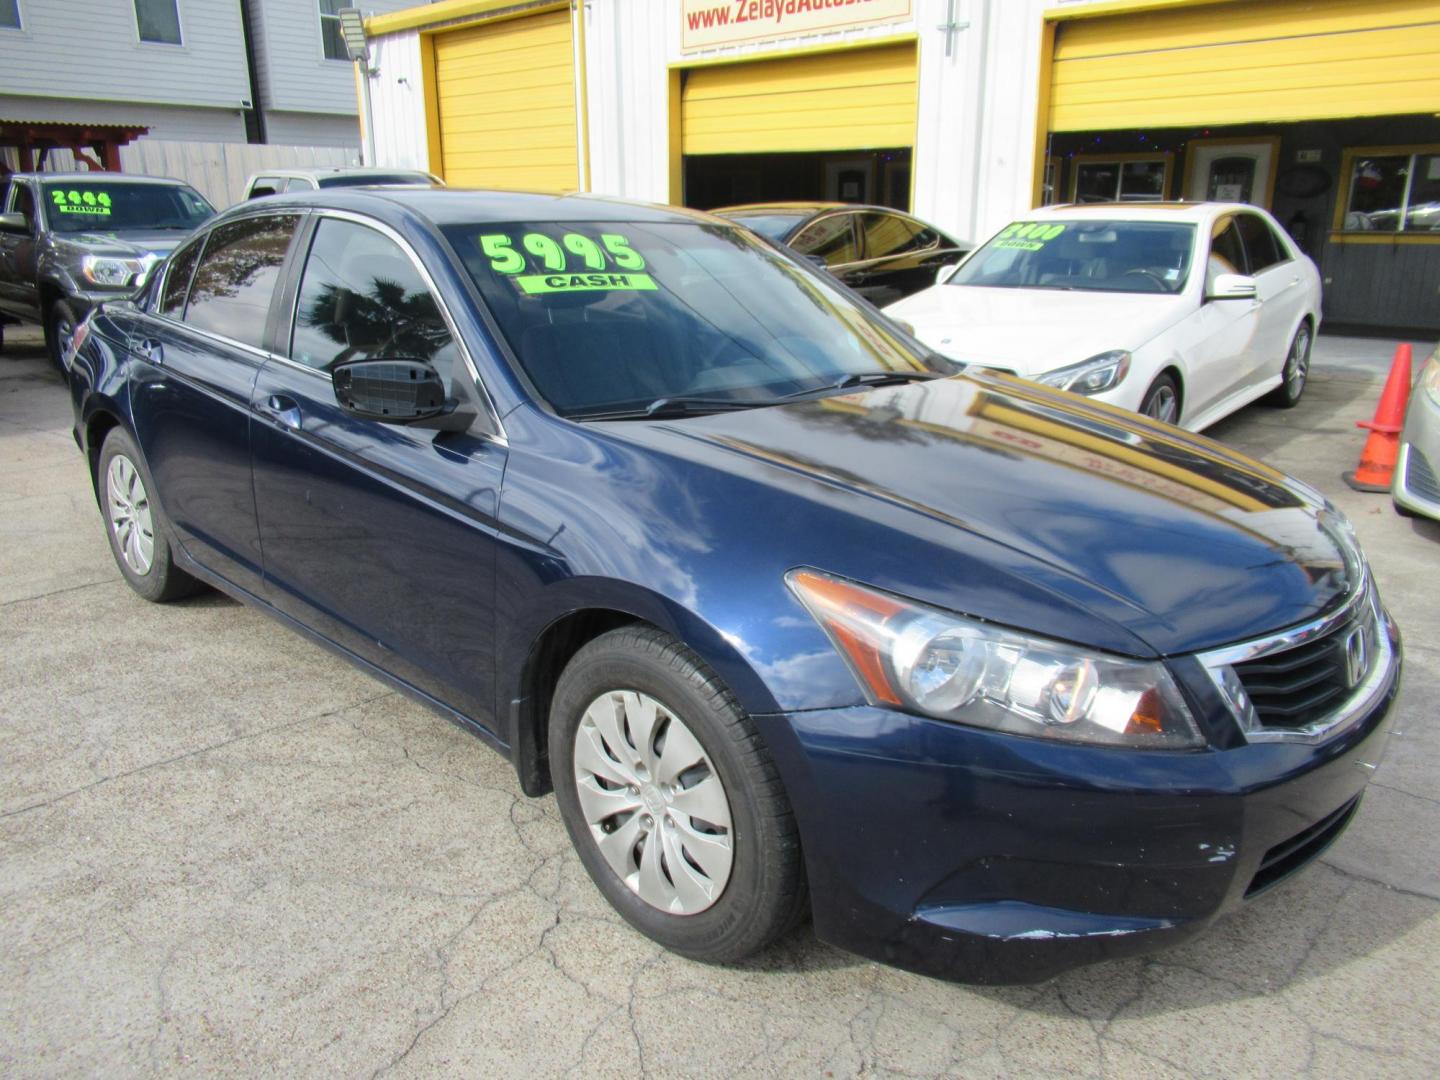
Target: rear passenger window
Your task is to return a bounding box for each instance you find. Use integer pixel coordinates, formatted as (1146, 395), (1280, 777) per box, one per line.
(159, 234), (204, 317)
(860, 212), (930, 260)
(792, 215), (859, 267)
(183, 214), (300, 348)
(289, 218), (457, 387)
(1236, 213), (1286, 273)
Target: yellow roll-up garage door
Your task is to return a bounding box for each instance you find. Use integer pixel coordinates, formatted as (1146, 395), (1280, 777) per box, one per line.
(681, 43), (917, 155)
(1049, 0), (1440, 132)
(433, 9), (577, 190)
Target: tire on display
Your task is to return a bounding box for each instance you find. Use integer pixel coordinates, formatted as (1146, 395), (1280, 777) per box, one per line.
(1265, 322), (1312, 408)
(549, 625), (807, 963)
(97, 427), (203, 603)
(1139, 373), (1181, 426)
(46, 300), (79, 374)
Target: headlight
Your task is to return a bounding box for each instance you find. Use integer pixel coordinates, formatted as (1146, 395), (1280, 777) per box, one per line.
(786, 569), (1203, 749)
(81, 255), (145, 287)
(1036, 350), (1132, 395)
(1423, 353), (1440, 407)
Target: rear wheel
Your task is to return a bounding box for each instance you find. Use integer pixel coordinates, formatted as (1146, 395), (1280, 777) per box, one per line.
(97, 428), (203, 603)
(549, 626), (807, 963)
(1139, 373), (1181, 425)
(1265, 323), (1312, 408)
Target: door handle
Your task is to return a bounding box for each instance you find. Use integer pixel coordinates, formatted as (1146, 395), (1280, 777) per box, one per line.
(133, 338), (163, 365)
(257, 393), (302, 431)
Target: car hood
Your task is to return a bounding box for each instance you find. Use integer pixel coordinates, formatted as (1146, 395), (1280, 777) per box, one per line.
(624, 374), (1359, 657)
(887, 285), (1188, 374)
(55, 230), (189, 258)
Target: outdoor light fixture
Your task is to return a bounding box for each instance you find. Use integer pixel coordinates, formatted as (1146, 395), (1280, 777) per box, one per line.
(337, 7), (370, 64)
(336, 7), (376, 166)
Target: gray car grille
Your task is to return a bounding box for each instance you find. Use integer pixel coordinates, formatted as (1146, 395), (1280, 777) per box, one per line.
(1403, 445), (1440, 503)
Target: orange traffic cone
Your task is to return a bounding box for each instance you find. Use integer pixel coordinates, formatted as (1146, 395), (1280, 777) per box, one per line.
(1343, 343), (1413, 492)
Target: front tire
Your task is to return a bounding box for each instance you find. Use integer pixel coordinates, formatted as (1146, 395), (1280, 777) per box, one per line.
(46, 300), (79, 374)
(1265, 323), (1312, 408)
(97, 428), (203, 603)
(1139, 373), (1181, 425)
(549, 626), (807, 963)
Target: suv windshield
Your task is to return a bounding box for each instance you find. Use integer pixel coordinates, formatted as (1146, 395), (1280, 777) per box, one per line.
(444, 220), (955, 418)
(41, 181), (214, 234)
(949, 219), (1195, 295)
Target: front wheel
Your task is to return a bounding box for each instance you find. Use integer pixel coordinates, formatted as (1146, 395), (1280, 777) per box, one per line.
(1139, 373), (1181, 425)
(549, 626), (807, 963)
(1265, 323), (1312, 408)
(46, 300), (79, 374)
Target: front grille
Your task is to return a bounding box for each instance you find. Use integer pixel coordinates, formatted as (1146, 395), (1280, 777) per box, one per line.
(1231, 604), (1375, 731)
(1246, 796), (1360, 897)
(1403, 445), (1440, 503)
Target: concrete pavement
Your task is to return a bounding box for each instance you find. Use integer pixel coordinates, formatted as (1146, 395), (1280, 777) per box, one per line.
(2, 325), (1437, 1078)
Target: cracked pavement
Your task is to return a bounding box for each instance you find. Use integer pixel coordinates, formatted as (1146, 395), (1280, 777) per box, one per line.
(2, 326), (1437, 1078)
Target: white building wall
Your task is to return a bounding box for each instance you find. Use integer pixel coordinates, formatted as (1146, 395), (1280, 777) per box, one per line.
(263, 110), (363, 148)
(0, 95), (247, 144)
(365, 0), (1113, 235)
(368, 30), (428, 170)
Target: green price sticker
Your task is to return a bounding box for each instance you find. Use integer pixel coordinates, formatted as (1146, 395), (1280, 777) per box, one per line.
(50, 189), (113, 216)
(517, 272), (657, 295)
(994, 222), (1065, 252)
(479, 231), (648, 290)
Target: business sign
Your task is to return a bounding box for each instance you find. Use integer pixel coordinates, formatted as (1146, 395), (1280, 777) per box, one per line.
(682, 0), (912, 53)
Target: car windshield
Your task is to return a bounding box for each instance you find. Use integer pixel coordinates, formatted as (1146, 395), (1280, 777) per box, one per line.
(317, 173), (434, 188)
(41, 181), (214, 233)
(949, 219), (1196, 295)
(716, 212), (808, 242)
(445, 220), (956, 418)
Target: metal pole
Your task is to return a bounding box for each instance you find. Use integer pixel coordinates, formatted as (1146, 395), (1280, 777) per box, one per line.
(356, 58), (376, 167)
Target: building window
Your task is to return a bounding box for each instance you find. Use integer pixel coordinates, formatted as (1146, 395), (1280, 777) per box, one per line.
(319, 0), (349, 61)
(1340, 147), (1440, 233)
(1071, 155), (1172, 204)
(134, 0), (181, 45)
(1, 0), (21, 30)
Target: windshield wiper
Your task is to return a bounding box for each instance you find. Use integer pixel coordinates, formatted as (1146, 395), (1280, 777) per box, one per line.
(573, 397), (766, 421)
(781, 371), (942, 400)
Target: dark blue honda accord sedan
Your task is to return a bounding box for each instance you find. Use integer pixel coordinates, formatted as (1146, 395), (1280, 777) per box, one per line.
(68, 189), (1400, 984)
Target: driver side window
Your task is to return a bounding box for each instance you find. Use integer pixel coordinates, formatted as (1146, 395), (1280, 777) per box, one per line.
(289, 218), (457, 392)
(1207, 217), (1248, 289)
(10, 182), (36, 229)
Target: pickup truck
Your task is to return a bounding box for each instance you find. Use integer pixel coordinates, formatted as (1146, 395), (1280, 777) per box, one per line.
(0, 171), (214, 369)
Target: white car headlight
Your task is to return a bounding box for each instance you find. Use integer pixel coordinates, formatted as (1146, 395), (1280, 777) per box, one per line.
(1036, 350), (1132, 395)
(787, 569), (1203, 750)
(1423, 353), (1440, 407)
(81, 255), (145, 288)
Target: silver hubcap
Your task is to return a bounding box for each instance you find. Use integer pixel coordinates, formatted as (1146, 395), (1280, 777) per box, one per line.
(1287, 329), (1310, 396)
(573, 690), (734, 915)
(1144, 384), (1178, 424)
(106, 454), (155, 575)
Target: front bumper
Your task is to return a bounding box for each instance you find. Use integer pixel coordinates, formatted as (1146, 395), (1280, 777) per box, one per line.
(755, 614), (1401, 985)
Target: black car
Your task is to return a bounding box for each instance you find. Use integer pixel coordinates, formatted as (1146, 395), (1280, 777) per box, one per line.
(714, 202), (969, 306)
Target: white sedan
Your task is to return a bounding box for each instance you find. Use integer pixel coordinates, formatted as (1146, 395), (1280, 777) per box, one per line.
(885, 203), (1322, 431)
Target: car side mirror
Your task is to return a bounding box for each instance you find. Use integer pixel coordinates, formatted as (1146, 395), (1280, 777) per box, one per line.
(332, 358), (475, 432)
(1206, 273), (1257, 301)
(0, 211), (29, 234)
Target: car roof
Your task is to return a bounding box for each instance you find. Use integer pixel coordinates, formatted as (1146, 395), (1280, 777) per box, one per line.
(222, 187), (728, 227)
(11, 171), (191, 185)
(252, 167), (436, 180)
(1028, 201), (1260, 222)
